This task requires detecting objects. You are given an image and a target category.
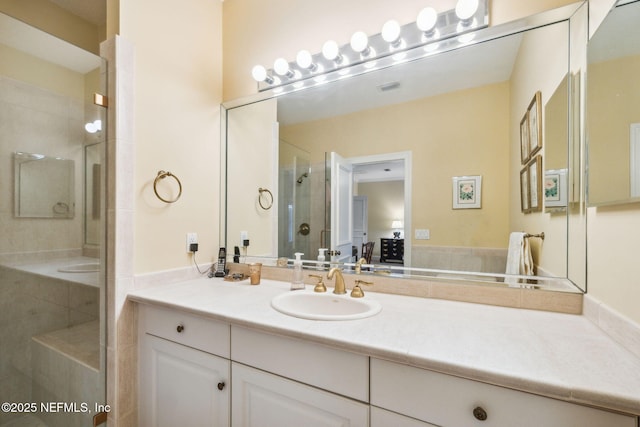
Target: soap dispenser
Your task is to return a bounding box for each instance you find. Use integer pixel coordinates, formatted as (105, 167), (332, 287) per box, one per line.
(291, 252), (305, 290)
(317, 248), (327, 270)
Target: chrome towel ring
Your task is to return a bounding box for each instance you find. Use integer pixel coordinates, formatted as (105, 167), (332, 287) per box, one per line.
(258, 187), (273, 210)
(154, 170), (182, 203)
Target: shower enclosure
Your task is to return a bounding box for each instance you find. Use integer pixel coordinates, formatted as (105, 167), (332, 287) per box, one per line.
(278, 140), (311, 258)
(0, 13), (107, 427)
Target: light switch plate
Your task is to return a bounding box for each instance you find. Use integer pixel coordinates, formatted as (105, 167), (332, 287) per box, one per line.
(415, 229), (430, 240)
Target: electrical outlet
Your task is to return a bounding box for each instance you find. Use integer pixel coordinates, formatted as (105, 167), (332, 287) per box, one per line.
(415, 229), (430, 240)
(186, 232), (198, 253)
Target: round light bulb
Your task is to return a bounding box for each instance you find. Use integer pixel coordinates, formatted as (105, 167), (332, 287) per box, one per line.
(296, 50), (313, 69)
(251, 65), (267, 82)
(273, 58), (291, 76)
(322, 40), (340, 60)
(455, 0), (479, 21)
(85, 122), (97, 133)
(417, 7), (438, 33)
(350, 31), (369, 53)
(381, 20), (401, 43)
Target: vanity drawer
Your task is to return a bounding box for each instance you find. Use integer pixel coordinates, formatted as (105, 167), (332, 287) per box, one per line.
(231, 325), (369, 401)
(371, 358), (636, 427)
(139, 304), (230, 358)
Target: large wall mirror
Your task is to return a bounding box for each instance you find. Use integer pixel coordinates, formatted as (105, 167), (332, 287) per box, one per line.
(223, 3), (588, 293)
(587, 0), (640, 206)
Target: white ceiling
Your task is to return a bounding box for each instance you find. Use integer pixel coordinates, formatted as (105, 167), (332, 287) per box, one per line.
(588, 1), (640, 63)
(276, 33), (523, 126)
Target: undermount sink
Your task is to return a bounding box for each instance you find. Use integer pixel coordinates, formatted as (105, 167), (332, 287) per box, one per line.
(57, 262), (100, 273)
(271, 290), (382, 320)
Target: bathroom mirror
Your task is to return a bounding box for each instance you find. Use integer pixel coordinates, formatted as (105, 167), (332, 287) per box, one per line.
(586, 0), (640, 206)
(13, 151), (75, 218)
(223, 3), (587, 291)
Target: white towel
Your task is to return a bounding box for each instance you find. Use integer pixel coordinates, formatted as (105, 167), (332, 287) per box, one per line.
(505, 232), (534, 286)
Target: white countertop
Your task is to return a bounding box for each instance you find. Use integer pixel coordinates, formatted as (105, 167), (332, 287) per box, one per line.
(128, 277), (640, 416)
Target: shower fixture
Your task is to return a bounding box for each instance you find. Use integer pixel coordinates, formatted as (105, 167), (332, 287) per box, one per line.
(296, 172), (309, 184)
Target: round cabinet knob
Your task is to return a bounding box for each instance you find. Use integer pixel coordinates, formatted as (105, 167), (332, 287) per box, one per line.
(217, 382), (225, 391)
(473, 406), (488, 421)
(176, 324), (184, 333)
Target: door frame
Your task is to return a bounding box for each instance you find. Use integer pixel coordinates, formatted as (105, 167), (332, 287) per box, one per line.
(347, 151), (412, 267)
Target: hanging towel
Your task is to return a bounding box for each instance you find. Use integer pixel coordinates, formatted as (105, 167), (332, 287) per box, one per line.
(505, 232), (534, 286)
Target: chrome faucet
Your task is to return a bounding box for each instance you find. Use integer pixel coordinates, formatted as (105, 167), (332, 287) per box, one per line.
(327, 267), (347, 294)
(355, 257), (367, 274)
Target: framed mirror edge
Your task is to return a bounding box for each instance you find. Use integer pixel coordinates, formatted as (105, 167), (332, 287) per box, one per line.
(220, 1), (590, 295)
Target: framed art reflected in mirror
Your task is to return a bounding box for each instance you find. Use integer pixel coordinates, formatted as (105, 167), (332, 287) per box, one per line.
(520, 167), (530, 213)
(528, 91), (543, 158)
(528, 155), (543, 212)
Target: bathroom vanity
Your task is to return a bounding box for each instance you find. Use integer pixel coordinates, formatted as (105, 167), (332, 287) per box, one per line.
(131, 279), (640, 427)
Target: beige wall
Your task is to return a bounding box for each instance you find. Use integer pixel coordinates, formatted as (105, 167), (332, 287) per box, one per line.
(587, 54), (640, 324)
(117, 0), (223, 274)
(281, 82), (511, 250)
(509, 21), (569, 277)
(227, 99), (278, 255)
(587, 55), (640, 204)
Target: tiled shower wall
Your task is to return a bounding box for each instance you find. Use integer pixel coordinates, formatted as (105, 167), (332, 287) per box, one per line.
(0, 76), (84, 255)
(0, 266), (98, 426)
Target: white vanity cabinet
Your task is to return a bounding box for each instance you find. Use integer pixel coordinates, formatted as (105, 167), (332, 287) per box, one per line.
(232, 362), (369, 426)
(138, 305), (231, 427)
(231, 325), (370, 426)
(371, 358), (637, 427)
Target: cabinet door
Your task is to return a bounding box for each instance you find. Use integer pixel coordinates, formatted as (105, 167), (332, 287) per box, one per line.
(140, 334), (230, 427)
(232, 362), (369, 427)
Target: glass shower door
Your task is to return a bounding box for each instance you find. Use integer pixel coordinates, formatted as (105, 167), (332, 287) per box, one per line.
(0, 13), (107, 427)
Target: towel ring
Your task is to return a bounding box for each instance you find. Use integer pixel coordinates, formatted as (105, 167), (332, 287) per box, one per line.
(154, 170), (182, 203)
(258, 187), (273, 210)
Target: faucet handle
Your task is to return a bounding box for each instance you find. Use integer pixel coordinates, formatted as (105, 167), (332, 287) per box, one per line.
(308, 274), (327, 293)
(351, 279), (373, 298)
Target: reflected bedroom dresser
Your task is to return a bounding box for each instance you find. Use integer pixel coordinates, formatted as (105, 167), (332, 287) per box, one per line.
(380, 238), (404, 264)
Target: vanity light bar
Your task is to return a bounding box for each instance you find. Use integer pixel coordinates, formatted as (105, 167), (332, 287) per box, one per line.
(252, 0), (488, 92)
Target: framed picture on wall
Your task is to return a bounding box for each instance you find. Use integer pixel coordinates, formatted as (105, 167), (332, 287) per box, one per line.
(520, 167), (530, 213)
(528, 155), (543, 212)
(528, 91), (543, 157)
(545, 168), (567, 210)
(452, 175), (482, 209)
(520, 113), (530, 164)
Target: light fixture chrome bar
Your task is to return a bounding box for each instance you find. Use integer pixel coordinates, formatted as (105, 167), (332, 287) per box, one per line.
(255, 0), (489, 92)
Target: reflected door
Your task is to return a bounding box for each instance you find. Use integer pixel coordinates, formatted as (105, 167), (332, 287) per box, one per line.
(353, 196), (368, 259)
(330, 152), (354, 263)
